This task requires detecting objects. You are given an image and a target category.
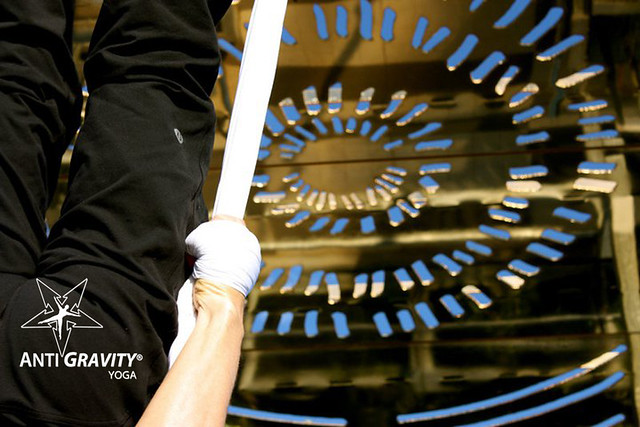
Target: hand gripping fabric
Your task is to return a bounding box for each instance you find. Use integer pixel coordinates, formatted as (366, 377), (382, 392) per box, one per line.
(168, 0), (288, 366)
(186, 220), (261, 298)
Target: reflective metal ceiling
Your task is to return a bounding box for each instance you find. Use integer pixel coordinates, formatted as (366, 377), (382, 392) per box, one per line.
(66, 0), (640, 426)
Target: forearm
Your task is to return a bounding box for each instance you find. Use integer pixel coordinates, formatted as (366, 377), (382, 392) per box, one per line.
(138, 282), (245, 427)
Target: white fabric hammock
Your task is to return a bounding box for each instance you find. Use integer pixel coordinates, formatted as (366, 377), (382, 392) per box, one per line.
(168, 0), (288, 365)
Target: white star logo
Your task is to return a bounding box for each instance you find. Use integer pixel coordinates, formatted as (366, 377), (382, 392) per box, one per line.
(21, 279), (103, 355)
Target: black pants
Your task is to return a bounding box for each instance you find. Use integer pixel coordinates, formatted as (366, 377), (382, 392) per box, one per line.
(0, 0), (229, 424)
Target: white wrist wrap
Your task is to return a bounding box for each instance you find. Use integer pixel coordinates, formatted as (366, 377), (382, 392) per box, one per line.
(185, 219), (261, 297)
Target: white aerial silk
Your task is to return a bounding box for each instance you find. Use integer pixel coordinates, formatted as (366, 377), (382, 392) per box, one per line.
(168, 0), (288, 366)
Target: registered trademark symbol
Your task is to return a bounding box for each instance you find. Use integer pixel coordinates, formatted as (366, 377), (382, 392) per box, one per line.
(136, 354), (143, 361)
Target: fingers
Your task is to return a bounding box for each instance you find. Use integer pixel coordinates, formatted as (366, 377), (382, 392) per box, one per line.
(185, 220), (261, 298)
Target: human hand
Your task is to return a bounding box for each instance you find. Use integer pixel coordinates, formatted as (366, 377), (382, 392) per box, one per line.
(185, 218), (261, 311)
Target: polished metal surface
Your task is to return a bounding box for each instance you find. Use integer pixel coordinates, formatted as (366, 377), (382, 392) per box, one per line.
(62, 0), (640, 425)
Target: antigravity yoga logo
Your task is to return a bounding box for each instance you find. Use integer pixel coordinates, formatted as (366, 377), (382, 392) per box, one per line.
(19, 278), (142, 379)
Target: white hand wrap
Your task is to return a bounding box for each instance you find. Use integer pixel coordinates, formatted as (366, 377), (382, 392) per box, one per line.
(185, 219), (261, 297)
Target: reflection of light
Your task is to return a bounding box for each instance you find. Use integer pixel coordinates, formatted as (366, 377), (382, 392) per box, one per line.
(228, 0), (625, 421)
(396, 346), (627, 424)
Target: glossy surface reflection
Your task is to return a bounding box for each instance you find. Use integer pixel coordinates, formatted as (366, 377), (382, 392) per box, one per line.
(66, 0), (640, 425)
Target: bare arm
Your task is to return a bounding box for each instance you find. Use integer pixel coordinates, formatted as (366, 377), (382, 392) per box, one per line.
(139, 0), (289, 420)
(139, 216), (260, 426)
(138, 280), (245, 427)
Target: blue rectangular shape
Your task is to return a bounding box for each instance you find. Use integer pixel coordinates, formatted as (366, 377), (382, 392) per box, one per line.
(380, 99), (403, 118)
(251, 311), (269, 333)
(331, 116), (344, 134)
(313, 4), (329, 40)
(281, 27), (297, 45)
(471, 51), (506, 83)
(345, 117), (357, 133)
(447, 34), (479, 70)
(453, 250), (474, 265)
(509, 165), (548, 179)
(370, 125), (388, 142)
(304, 310), (319, 338)
(577, 115), (615, 125)
(332, 312), (350, 338)
(285, 210), (310, 228)
(516, 131), (550, 145)
(360, 215), (376, 234)
(330, 218), (349, 234)
(260, 134), (273, 148)
(415, 139), (453, 151)
(541, 228), (576, 245)
(576, 129), (619, 141)
(440, 294), (465, 318)
(479, 224), (511, 241)
(394, 268), (415, 291)
(513, 105), (545, 124)
(419, 162), (450, 174)
(463, 287), (492, 308)
(553, 206), (591, 224)
(280, 144), (302, 154)
(381, 8), (396, 42)
(577, 161), (616, 174)
(409, 122), (442, 139)
(289, 179), (305, 192)
(283, 133), (306, 148)
(261, 268), (284, 290)
(281, 105), (301, 124)
(414, 302), (439, 329)
(502, 196), (529, 209)
(277, 312), (294, 335)
(360, 0), (373, 40)
(412, 17), (428, 49)
(384, 139), (403, 151)
(418, 175), (439, 192)
(432, 253), (462, 276)
(568, 99), (608, 112)
(494, 0), (531, 28)
(265, 108), (285, 135)
(422, 27), (450, 53)
(305, 270), (325, 295)
(309, 216), (331, 232)
(387, 206), (405, 226)
(520, 7), (563, 46)
(373, 312), (393, 337)
(536, 34), (585, 61)
(489, 208), (522, 223)
(372, 270), (385, 284)
(396, 309), (416, 332)
(336, 5), (348, 38)
(411, 260), (434, 286)
(218, 38), (243, 61)
(252, 174), (270, 188)
(359, 120), (372, 136)
(465, 240), (492, 256)
(281, 265), (303, 292)
(312, 118), (328, 134)
(527, 242), (564, 261)
(295, 125), (317, 141)
(508, 259), (540, 276)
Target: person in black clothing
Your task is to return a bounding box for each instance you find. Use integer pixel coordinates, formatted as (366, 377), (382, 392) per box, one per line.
(0, 0), (260, 425)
